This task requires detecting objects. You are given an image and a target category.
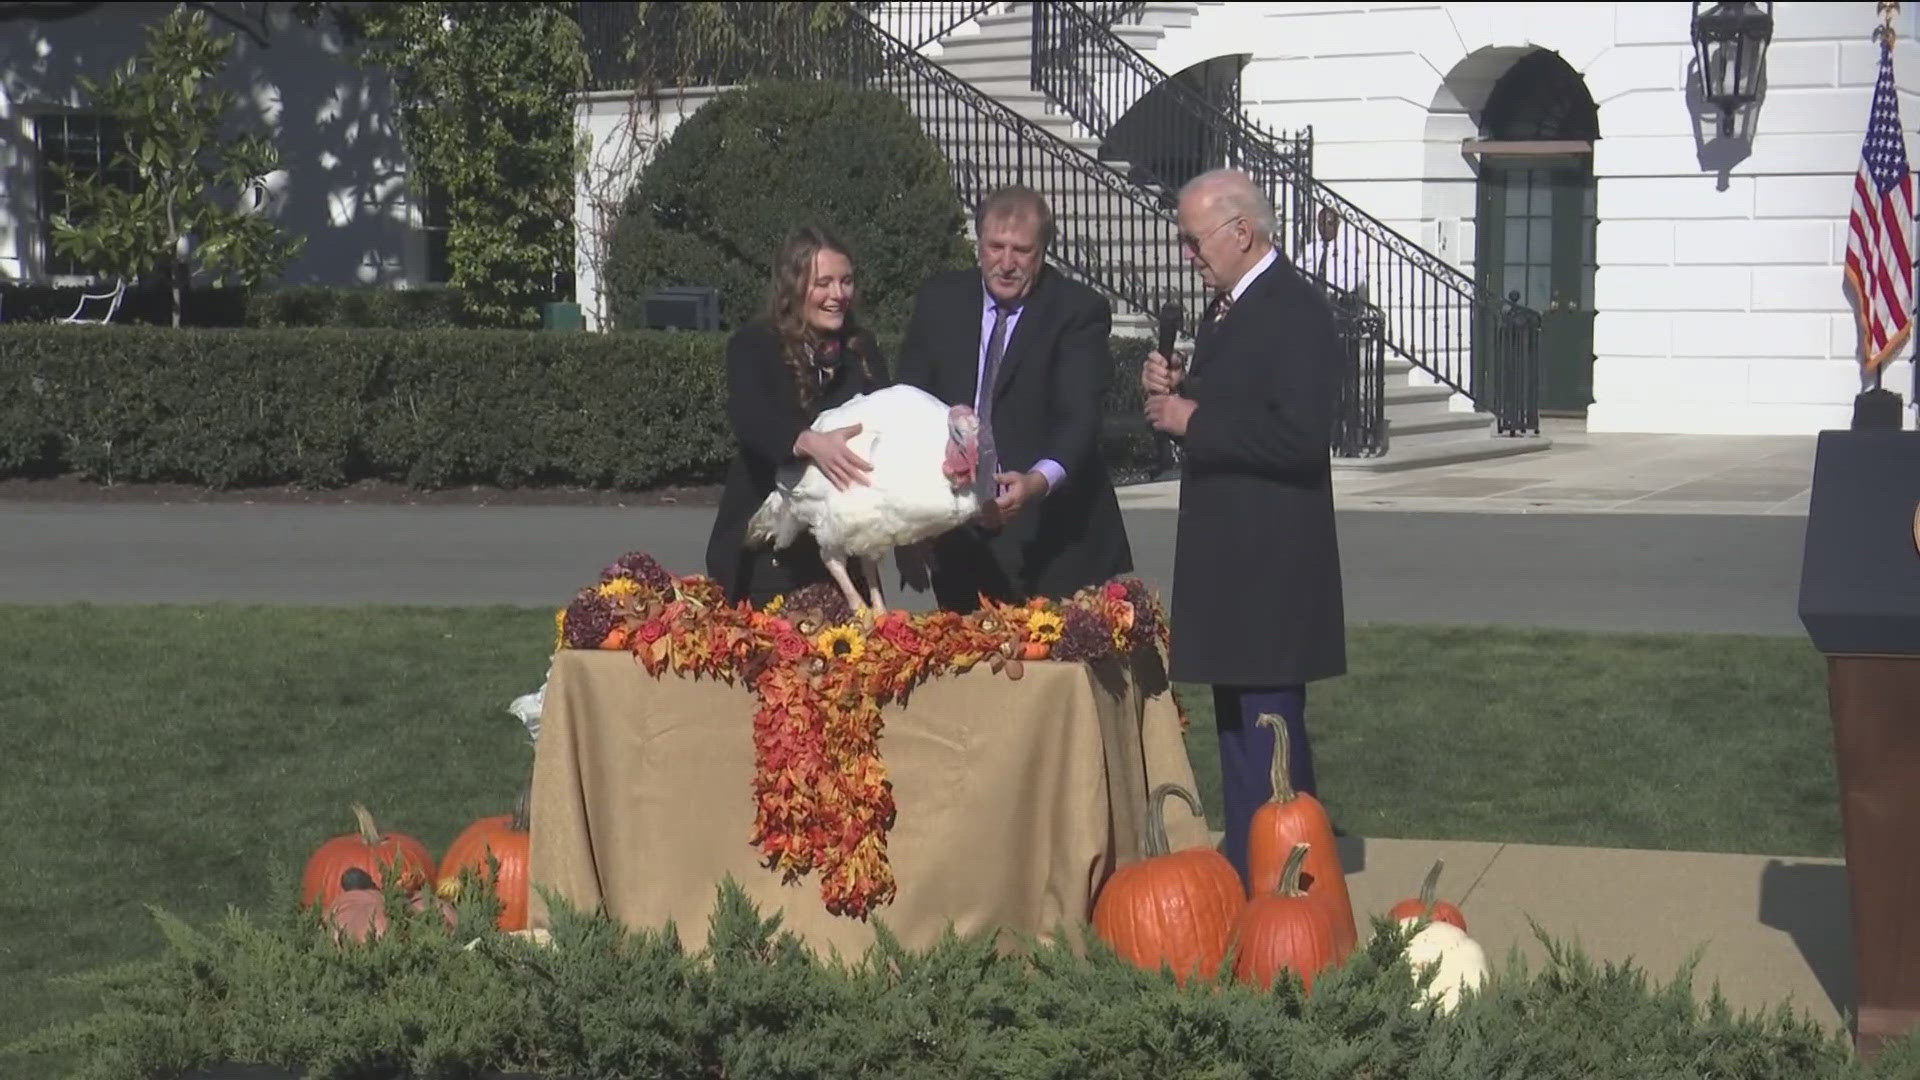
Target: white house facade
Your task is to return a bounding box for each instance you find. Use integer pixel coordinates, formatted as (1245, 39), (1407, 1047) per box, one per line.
(571, 1), (1920, 448)
(5, 2), (1916, 451)
(0, 1), (428, 292)
(1192, 1), (1920, 434)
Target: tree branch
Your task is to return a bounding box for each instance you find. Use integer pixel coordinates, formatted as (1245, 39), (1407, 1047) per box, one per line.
(182, 0), (272, 48)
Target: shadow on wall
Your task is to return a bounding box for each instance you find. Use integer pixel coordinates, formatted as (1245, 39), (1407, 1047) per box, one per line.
(0, 4), (414, 286)
(1684, 55), (1766, 191)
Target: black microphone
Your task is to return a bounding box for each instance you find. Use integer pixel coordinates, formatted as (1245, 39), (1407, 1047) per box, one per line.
(1157, 300), (1184, 374)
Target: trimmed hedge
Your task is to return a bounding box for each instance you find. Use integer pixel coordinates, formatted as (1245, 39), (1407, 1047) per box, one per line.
(8, 877), (1906, 1080)
(0, 326), (1162, 490)
(0, 326), (729, 490)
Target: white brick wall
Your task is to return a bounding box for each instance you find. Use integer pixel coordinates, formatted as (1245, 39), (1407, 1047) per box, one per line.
(1178, 0), (1919, 433)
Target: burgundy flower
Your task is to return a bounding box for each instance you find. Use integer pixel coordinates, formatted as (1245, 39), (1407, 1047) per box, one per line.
(1053, 606), (1115, 663)
(563, 588), (617, 650)
(785, 581), (854, 627)
(600, 551), (674, 592)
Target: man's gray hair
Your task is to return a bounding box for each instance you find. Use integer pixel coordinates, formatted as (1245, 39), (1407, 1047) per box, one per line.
(1180, 168), (1277, 241)
(976, 185), (1055, 248)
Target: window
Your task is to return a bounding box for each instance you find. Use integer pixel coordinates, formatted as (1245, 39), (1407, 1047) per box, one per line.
(35, 112), (136, 279)
(419, 179), (450, 285)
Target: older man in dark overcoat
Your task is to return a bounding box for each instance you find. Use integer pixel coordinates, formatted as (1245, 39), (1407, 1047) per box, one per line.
(1141, 168), (1349, 890)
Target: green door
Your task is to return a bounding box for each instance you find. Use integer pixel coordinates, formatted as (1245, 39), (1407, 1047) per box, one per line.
(1476, 160), (1597, 415)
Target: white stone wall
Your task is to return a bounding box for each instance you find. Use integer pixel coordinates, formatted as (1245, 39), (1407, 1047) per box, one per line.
(0, 1), (419, 290)
(1165, 0), (1920, 433)
(572, 87), (725, 332)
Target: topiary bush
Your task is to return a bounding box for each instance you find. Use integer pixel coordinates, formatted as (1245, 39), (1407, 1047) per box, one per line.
(604, 80), (973, 335)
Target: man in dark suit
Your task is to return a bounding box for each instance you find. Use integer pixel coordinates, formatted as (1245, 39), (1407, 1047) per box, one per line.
(895, 186), (1132, 608)
(1143, 168), (1348, 891)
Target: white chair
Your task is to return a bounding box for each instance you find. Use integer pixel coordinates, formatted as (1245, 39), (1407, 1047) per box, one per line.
(58, 278), (125, 325)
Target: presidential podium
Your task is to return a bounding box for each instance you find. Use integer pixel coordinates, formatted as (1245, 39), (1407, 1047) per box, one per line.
(1797, 428), (1920, 1058)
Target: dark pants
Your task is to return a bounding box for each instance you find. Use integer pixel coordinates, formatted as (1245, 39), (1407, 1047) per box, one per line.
(1212, 684), (1313, 892)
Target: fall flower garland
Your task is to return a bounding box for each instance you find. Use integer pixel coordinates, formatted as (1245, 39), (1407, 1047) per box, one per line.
(556, 551), (1175, 919)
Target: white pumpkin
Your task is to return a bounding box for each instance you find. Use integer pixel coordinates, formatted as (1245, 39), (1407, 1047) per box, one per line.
(1398, 918), (1489, 1012)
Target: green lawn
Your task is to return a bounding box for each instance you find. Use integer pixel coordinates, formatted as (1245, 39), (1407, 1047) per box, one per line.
(0, 606), (1839, 1060)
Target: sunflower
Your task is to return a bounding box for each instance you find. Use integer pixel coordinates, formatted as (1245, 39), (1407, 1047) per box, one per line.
(816, 625), (867, 662)
(763, 593), (787, 615)
(1027, 609), (1066, 645)
(553, 608), (567, 652)
(597, 577), (640, 599)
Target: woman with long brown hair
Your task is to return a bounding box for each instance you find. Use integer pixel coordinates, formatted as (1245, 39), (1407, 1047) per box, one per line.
(705, 226), (890, 606)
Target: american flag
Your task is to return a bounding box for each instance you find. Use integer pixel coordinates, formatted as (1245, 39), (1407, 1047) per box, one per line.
(1844, 38), (1914, 373)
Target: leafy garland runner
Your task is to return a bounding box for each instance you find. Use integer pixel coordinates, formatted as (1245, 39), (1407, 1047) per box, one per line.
(555, 551), (1177, 920)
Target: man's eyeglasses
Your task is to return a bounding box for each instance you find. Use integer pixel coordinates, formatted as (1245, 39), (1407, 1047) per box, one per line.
(1178, 215), (1244, 252)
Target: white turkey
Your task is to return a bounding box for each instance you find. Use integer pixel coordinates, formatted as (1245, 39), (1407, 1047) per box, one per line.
(747, 383), (984, 615)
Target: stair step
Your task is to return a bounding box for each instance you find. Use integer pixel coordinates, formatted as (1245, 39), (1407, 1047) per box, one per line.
(1383, 383), (1452, 406)
(1379, 411), (1488, 438)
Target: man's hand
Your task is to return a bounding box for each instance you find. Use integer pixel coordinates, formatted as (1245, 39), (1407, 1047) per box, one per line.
(1145, 394), (1197, 438)
(992, 470), (1048, 523)
(793, 424), (871, 491)
(1143, 350), (1185, 396)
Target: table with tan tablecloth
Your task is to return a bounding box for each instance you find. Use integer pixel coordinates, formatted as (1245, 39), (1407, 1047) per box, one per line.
(527, 647), (1210, 957)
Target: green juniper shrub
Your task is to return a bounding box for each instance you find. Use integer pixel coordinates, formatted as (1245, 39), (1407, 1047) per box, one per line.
(603, 80), (974, 336)
(7, 874), (1901, 1080)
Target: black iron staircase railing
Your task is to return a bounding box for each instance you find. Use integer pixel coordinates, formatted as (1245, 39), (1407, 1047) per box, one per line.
(862, 3), (1000, 52)
(1031, 1), (1540, 436)
(1031, 2), (1314, 252)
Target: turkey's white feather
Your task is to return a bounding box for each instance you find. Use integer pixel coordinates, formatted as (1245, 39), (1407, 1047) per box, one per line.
(747, 384), (980, 563)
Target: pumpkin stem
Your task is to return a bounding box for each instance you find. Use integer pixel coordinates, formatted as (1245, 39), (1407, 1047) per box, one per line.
(1277, 842), (1310, 898)
(1419, 859), (1445, 913)
(1257, 714), (1295, 803)
(512, 786), (531, 833)
(349, 802), (382, 845)
(1146, 783), (1201, 858)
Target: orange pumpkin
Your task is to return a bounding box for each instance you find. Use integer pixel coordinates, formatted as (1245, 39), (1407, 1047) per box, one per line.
(1021, 640), (1051, 660)
(436, 789), (533, 930)
(1246, 715), (1356, 955)
(1232, 842), (1342, 993)
(1092, 784), (1244, 985)
(301, 803), (436, 909)
(1387, 859), (1467, 932)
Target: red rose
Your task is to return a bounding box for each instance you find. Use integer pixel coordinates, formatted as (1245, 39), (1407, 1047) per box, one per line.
(637, 620), (668, 644)
(776, 632), (809, 662)
(1105, 582), (1128, 601)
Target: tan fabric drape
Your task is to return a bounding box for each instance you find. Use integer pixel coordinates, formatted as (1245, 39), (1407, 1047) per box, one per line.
(528, 648), (1211, 956)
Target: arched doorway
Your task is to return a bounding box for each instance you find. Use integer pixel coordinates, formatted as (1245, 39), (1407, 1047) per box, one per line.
(1100, 55), (1244, 196)
(1472, 50), (1599, 415)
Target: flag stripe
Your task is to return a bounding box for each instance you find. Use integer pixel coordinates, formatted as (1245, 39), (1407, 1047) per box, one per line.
(1845, 39), (1914, 372)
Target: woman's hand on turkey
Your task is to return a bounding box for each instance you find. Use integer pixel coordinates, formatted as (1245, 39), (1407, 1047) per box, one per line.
(1143, 350), (1185, 396)
(795, 424), (871, 491)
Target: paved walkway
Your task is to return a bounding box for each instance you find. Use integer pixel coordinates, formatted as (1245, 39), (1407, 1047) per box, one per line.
(1119, 418), (1819, 517)
(1334, 836), (1851, 1036)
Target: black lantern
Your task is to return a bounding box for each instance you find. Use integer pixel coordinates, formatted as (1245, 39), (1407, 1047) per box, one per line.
(1691, 1), (1775, 137)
